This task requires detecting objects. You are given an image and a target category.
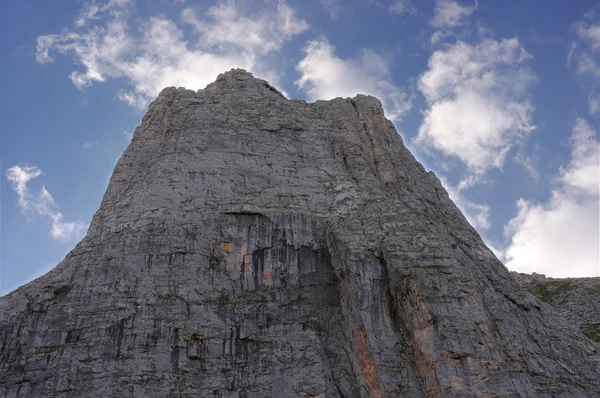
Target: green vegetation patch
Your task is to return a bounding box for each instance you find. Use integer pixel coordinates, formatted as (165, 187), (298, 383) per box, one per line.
(402, 265), (447, 271)
(214, 290), (239, 306)
(81, 305), (126, 315)
(363, 198), (379, 207)
(581, 323), (600, 343)
(527, 280), (575, 303)
(208, 290), (269, 307)
(278, 295), (311, 309)
(158, 293), (177, 302)
(585, 283), (600, 296)
(186, 333), (205, 344)
(40, 345), (63, 353)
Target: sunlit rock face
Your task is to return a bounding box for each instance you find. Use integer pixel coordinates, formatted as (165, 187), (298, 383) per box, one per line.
(1, 69), (599, 397)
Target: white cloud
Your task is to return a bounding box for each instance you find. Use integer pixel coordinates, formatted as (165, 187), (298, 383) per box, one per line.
(181, 2), (308, 55)
(416, 38), (536, 175)
(74, 0), (132, 27)
(124, 130), (133, 141)
(83, 140), (97, 149)
(589, 91), (600, 116)
(558, 119), (600, 193)
(36, 0), (308, 110)
(503, 118), (600, 277)
(6, 166), (88, 241)
(571, 48), (600, 79)
(389, 0), (416, 16)
(431, 0), (477, 29)
(575, 19), (600, 52)
(6, 166), (42, 210)
(430, 30), (451, 45)
(295, 37), (411, 121)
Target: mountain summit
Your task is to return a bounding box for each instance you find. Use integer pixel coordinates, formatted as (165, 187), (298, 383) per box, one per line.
(1, 69), (599, 397)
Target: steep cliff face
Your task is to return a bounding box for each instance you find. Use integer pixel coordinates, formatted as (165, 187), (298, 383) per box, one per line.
(1, 69), (599, 397)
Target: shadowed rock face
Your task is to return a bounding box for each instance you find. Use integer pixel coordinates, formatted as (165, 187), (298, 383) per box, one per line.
(1, 69), (599, 397)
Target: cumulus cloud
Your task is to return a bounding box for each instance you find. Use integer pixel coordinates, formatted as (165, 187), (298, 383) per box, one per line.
(431, 0), (477, 29)
(6, 166), (88, 241)
(36, 0), (308, 109)
(503, 118), (600, 277)
(295, 37), (411, 121)
(416, 38), (536, 177)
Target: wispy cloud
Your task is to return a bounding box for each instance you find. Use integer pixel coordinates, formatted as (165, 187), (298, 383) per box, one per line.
(181, 2), (308, 56)
(389, 0), (416, 16)
(570, 7), (600, 116)
(416, 38), (536, 181)
(295, 37), (411, 121)
(6, 166), (88, 241)
(83, 140), (97, 149)
(74, 0), (132, 27)
(503, 118), (600, 277)
(322, 0), (340, 20)
(36, 0), (308, 110)
(574, 18), (600, 52)
(514, 146), (540, 182)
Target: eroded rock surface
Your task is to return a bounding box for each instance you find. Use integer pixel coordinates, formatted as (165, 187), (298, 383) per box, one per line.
(1, 69), (599, 397)
(514, 272), (600, 345)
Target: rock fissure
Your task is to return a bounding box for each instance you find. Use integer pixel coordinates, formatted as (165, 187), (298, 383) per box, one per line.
(351, 98), (382, 182)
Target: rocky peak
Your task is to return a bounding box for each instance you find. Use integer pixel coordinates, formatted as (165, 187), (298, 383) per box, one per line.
(157, 69), (286, 102)
(211, 68), (286, 98)
(1, 70), (599, 397)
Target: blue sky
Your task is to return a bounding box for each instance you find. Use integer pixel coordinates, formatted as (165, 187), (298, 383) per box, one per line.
(1, 0), (599, 295)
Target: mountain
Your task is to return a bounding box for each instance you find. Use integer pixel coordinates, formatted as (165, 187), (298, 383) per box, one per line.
(1, 69), (599, 397)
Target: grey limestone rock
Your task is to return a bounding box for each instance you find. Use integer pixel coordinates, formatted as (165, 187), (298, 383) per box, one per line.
(1, 69), (599, 397)
(513, 272), (600, 345)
